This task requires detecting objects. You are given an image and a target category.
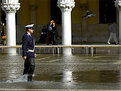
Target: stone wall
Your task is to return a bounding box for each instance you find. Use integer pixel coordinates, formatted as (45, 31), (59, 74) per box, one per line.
(16, 24), (119, 44)
(72, 24), (119, 43)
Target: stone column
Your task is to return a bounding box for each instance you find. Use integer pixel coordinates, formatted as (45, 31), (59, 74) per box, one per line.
(1, 0), (20, 54)
(80, 0), (88, 42)
(57, 0), (75, 56)
(29, 0), (37, 42)
(115, 0), (121, 44)
(29, 0), (37, 24)
(29, 6), (37, 24)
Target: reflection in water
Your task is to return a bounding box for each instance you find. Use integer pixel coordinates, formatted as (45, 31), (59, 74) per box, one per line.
(0, 54), (23, 81)
(73, 71), (120, 83)
(62, 70), (72, 82)
(62, 70), (74, 88)
(1, 48), (17, 55)
(0, 54), (121, 89)
(63, 48), (72, 56)
(61, 55), (76, 88)
(34, 70), (120, 83)
(6, 48), (17, 55)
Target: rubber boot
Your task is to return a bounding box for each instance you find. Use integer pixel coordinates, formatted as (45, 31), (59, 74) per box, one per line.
(28, 75), (32, 82)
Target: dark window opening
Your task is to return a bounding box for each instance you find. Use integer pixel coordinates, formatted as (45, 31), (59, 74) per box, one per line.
(51, 0), (61, 24)
(16, 13), (18, 25)
(1, 10), (6, 24)
(99, 0), (116, 23)
(1, 0), (6, 24)
(1, 11), (18, 25)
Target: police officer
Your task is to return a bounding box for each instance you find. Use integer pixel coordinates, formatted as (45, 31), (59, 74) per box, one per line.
(22, 24), (36, 81)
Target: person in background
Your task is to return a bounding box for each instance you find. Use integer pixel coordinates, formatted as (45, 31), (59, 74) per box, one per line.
(1, 23), (6, 45)
(107, 21), (118, 45)
(52, 21), (58, 45)
(39, 26), (47, 43)
(46, 20), (54, 45)
(22, 24), (36, 82)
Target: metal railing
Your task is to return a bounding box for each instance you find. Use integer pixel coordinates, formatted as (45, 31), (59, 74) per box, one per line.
(0, 45), (121, 56)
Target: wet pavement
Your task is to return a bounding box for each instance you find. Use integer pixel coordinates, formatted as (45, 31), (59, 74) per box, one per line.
(0, 48), (121, 90)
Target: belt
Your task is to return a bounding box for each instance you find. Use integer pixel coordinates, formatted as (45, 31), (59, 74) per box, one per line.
(27, 49), (34, 52)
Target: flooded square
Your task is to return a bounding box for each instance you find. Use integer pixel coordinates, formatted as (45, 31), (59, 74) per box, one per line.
(0, 47), (121, 90)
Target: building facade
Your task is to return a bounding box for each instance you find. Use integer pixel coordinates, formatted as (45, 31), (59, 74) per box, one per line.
(0, 0), (117, 44)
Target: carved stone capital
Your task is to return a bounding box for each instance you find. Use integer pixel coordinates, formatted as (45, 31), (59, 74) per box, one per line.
(1, 3), (20, 13)
(115, 0), (121, 9)
(60, 7), (73, 12)
(57, 0), (75, 12)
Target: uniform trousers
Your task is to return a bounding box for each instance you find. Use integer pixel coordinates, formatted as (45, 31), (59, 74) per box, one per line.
(23, 57), (35, 81)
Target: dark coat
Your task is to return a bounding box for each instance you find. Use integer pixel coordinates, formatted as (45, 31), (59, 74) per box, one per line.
(22, 32), (35, 58)
(52, 25), (58, 37)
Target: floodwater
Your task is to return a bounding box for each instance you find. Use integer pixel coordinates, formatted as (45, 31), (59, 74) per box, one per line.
(0, 48), (121, 90)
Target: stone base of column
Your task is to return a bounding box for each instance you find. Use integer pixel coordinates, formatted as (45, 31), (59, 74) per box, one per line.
(63, 48), (72, 56)
(6, 48), (17, 55)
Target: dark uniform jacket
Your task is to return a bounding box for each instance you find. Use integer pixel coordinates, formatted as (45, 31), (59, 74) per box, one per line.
(22, 32), (35, 58)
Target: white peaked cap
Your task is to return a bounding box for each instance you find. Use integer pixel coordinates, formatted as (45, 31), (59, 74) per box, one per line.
(25, 24), (34, 28)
